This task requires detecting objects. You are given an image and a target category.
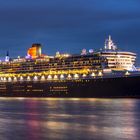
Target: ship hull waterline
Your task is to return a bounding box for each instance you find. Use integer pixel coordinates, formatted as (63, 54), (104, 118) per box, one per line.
(0, 76), (140, 98)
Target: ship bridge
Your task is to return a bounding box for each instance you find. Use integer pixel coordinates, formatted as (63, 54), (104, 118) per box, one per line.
(100, 36), (137, 71)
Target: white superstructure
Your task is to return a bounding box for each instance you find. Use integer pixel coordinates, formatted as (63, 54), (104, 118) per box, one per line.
(100, 36), (136, 71)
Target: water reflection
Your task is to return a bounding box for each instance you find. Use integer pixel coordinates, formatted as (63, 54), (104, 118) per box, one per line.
(0, 98), (140, 140)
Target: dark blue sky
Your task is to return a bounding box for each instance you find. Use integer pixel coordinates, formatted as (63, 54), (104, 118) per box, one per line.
(0, 0), (140, 62)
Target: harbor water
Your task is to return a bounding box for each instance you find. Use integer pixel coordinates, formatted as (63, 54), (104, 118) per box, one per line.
(0, 98), (140, 140)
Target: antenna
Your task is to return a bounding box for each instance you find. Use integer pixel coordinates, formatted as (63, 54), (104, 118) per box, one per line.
(109, 35), (111, 41)
(6, 51), (9, 56)
(5, 51), (10, 62)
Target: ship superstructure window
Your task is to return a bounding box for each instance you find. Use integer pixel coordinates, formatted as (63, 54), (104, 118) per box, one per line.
(0, 53), (107, 74)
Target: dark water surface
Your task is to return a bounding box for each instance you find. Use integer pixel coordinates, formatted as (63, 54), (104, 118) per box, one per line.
(0, 98), (140, 140)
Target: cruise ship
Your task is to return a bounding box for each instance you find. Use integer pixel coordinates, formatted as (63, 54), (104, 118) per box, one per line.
(0, 36), (140, 98)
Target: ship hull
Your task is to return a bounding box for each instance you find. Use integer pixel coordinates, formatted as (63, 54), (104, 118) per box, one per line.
(0, 75), (140, 98)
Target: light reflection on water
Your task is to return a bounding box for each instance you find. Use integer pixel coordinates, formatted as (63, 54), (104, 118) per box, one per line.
(0, 98), (140, 140)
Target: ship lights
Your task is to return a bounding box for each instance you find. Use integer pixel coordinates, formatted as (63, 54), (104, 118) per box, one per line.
(67, 74), (71, 79)
(60, 74), (64, 79)
(20, 76), (23, 81)
(34, 76), (38, 81)
(27, 76), (31, 81)
(91, 73), (95, 77)
(98, 71), (103, 76)
(47, 75), (52, 80)
(54, 75), (58, 79)
(8, 77), (12, 81)
(14, 77), (17, 81)
(0, 77), (3, 81)
(41, 75), (45, 80)
(125, 71), (130, 76)
(4, 77), (7, 81)
(74, 74), (79, 79)
(82, 74), (86, 77)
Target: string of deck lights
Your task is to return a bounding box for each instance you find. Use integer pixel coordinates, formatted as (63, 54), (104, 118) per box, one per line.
(0, 72), (105, 82)
(0, 71), (131, 82)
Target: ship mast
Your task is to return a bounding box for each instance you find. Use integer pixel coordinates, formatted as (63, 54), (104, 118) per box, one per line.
(5, 51), (10, 62)
(104, 35), (117, 50)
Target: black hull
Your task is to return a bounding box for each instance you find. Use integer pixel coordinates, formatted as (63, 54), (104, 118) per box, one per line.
(0, 76), (140, 98)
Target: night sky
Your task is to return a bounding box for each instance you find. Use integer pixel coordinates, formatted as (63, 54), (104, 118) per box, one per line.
(0, 0), (140, 63)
